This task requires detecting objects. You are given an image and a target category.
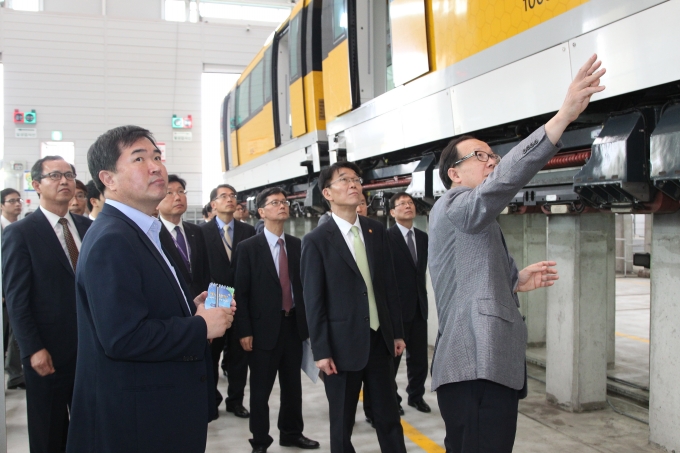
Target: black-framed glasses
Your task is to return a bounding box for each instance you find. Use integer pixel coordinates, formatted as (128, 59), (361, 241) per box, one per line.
(264, 200), (291, 208)
(328, 176), (363, 187)
(74, 194), (87, 200)
(4, 198), (23, 204)
(394, 200), (415, 208)
(213, 193), (237, 201)
(453, 150), (501, 166)
(39, 171), (77, 181)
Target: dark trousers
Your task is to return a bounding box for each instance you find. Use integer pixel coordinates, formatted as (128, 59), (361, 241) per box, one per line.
(324, 329), (406, 453)
(23, 357), (75, 453)
(436, 379), (519, 453)
(3, 304), (24, 387)
(211, 324), (248, 409)
(248, 313), (304, 449)
(364, 305), (428, 418)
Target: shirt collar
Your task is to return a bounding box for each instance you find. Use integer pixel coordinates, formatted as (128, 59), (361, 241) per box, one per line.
(396, 222), (414, 238)
(331, 212), (361, 237)
(263, 226), (285, 248)
(106, 199), (158, 237)
(39, 205), (74, 228)
(159, 215), (182, 234)
(215, 216), (234, 232)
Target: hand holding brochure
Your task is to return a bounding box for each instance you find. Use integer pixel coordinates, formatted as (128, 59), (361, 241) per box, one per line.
(205, 283), (234, 309)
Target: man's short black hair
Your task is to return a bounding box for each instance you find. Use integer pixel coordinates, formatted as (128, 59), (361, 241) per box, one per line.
(87, 125), (157, 193)
(317, 162), (362, 193)
(202, 203), (212, 218)
(389, 191), (414, 210)
(1, 188), (20, 204)
(31, 156), (76, 184)
(256, 187), (288, 209)
(74, 179), (87, 194)
(438, 135), (476, 190)
(85, 180), (101, 212)
(209, 184), (237, 202)
(168, 174), (186, 190)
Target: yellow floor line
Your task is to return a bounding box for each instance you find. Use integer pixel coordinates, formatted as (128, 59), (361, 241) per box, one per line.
(359, 390), (445, 452)
(616, 331), (649, 344)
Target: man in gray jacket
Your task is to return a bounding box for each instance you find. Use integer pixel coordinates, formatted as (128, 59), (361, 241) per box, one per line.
(429, 54), (606, 452)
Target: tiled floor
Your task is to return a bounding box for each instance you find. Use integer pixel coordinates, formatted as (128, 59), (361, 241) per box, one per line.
(4, 277), (657, 452)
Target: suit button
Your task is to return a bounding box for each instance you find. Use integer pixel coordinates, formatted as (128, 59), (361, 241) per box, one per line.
(200, 375), (207, 382)
(364, 317), (369, 322)
(363, 292), (367, 296)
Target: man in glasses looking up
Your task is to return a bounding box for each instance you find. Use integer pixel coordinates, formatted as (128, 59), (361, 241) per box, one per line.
(69, 179), (88, 217)
(301, 162), (407, 453)
(2, 156), (92, 452)
(201, 184), (255, 419)
(429, 55), (605, 452)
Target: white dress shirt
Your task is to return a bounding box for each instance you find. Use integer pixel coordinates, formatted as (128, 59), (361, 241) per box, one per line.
(331, 212), (364, 260)
(396, 222), (417, 261)
(160, 216), (191, 261)
(39, 207), (83, 267)
(1, 215), (12, 230)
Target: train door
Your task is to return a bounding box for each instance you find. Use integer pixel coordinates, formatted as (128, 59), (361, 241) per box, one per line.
(387, 0), (430, 87)
(289, 8), (308, 138)
(275, 28), (293, 146)
(220, 92), (238, 170)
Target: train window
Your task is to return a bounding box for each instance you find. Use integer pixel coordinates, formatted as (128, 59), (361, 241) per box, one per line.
(332, 0), (346, 42)
(236, 77), (250, 126)
(264, 47), (272, 102)
(290, 15), (300, 80)
(250, 61), (265, 113)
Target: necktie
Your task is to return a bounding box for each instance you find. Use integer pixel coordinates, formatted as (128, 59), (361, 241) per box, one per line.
(407, 230), (417, 265)
(277, 238), (294, 313)
(58, 218), (79, 270)
(174, 226), (191, 272)
(223, 225), (233, 260)
(350, 226), (379, 330)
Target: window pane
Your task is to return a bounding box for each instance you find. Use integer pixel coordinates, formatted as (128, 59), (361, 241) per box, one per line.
(236, 77), (250, 126)
(250, 61), (264, 113)
(333, 0), (346, 41)
(198, 2), (290, 23)
(11, 0), (40, 11)
(290, 16), (300, 80)
(164, 0), (186, 22)
(264, 47), (272, 102)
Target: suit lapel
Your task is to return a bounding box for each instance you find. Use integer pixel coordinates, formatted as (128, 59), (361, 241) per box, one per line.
(389, 225), (416, 270)
(359, 217), (376, 280)
(325, 221), (363, 278)
(259, 234), (280, 284)
(286, 234), (300, 286)
(72, 214), (90, 242)
(160, 224), (192, 285)
(415, 229), (427, 273)
(31, 209), (74, 276)
(103, 205), (192, 317)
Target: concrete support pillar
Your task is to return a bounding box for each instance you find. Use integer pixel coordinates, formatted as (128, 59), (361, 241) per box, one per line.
(545, 213), (615, 412)
(499, 214), (548, 347)
(649, 211), (680, 451)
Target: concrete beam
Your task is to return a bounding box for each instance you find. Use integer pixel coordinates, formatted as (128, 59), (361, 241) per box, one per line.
(649, 211), (680, 451)
(545, 214), (615, 412)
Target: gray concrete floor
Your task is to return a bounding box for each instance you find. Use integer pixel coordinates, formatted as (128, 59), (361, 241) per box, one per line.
(4, 277), (657, 452)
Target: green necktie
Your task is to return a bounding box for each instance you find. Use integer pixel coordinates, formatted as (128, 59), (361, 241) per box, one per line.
(351, 226), (380, 331)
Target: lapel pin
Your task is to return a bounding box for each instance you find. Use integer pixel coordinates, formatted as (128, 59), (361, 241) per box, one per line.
(368, 229), (373, 233)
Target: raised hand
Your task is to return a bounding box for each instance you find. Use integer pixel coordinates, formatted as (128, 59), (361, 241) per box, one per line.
(516, 261), (559, 293)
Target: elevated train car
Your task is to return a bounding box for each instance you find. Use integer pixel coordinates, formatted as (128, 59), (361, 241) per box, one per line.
(220, 0), (680, 217)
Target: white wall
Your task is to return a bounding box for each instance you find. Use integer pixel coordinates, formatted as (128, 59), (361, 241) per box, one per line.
(0, 4), (274, 207)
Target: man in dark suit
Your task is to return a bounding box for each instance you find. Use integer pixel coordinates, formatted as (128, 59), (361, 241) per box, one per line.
(2, 156), (92, 453)
(158, 174), (211, 300)
(234, 187), (320, 453)
(66, 125), (233, 452)
(363, 191), (430, 425)
(201, 183), (255, 418)
(301, 162), (407, 453)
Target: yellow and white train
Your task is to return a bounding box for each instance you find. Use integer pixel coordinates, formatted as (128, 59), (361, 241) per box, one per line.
(220, 0), (680, 215)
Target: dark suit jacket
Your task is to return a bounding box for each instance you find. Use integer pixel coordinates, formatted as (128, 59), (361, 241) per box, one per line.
(387, 224), (428, 322)
(2, 208), (91, 366)
(160, 221), (211, 299)
(301, 215), (403, 372)
(233, 233), (309, 350)
(201, 217), (255, 286)
(66, 204), (214, 453)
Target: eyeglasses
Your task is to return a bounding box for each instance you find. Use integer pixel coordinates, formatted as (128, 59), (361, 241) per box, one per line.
(453, 150), (501, 166)
(394, 200), (415, 208)
(4, 198), (23, 204)
(327, 176), (363, 187)
(39, 171), (77, 181)
(74, 194), (87, 200)
(213, 193), (237, 201)
(264, 200), (291, 208)
(166, 190), (188, 197)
